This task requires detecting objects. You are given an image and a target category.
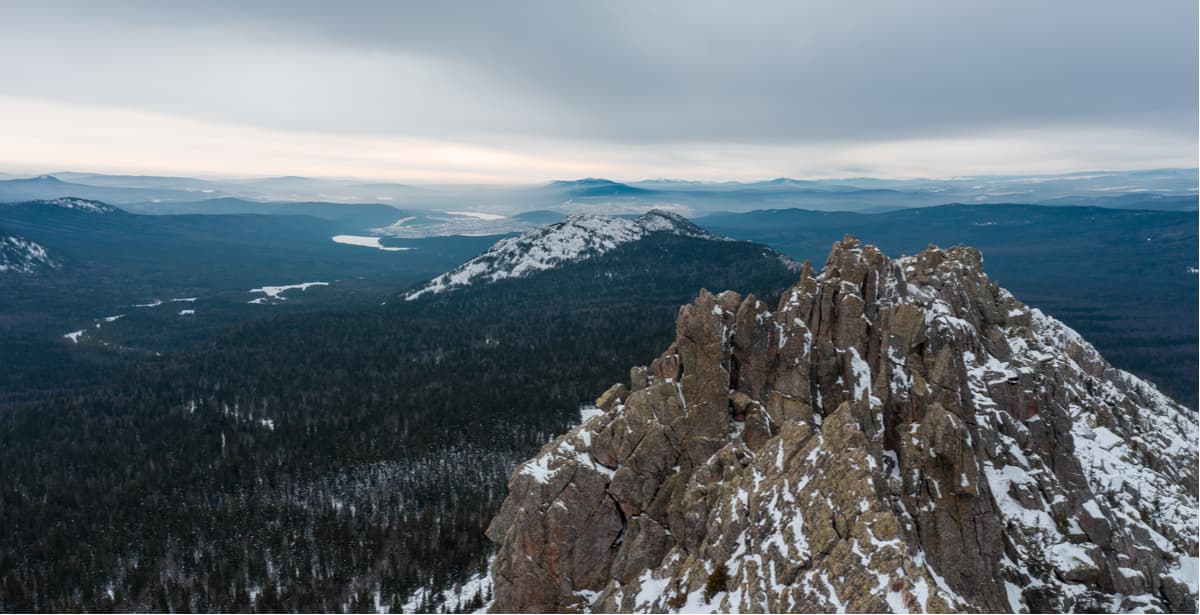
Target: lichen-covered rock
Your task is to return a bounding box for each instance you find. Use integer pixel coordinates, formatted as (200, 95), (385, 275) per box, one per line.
(486, 237), (1199, 613)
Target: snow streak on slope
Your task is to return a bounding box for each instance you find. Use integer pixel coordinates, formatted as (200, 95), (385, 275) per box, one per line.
(375, 211), (537, 238)
(0, 234), (57, 273)
(404, 210), (725, 300)
(331, 234), (412, 251)
(41, 197), (117, 213)
(248, 282), (330, 304)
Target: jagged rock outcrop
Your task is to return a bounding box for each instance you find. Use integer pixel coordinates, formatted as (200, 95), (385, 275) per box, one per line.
(486, 237), (1198, 613)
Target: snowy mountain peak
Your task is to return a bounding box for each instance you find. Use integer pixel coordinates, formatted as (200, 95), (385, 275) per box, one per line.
(0, 234), (58, 274)
(633, 209), (719, 239)
(404, 212), (729, 300)
(41, 197), (116, 213)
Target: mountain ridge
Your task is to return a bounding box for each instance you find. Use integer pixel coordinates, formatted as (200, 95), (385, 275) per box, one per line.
(0, 232), (57, 274)
(404, 210), (793, 300)
(486, 236), (1198, 612)
(4, 169), (1195, 214)
(4, 197), (120, 214)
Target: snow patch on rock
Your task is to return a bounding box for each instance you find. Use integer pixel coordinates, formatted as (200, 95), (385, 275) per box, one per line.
(0, 234), (58, 274)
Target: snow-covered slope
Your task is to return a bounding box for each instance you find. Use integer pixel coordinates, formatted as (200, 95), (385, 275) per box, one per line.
(374, 210), (550, 239)
(37, 197), (117, 213)
(0, 234), (58, 274)
(405, 210), (739, 300)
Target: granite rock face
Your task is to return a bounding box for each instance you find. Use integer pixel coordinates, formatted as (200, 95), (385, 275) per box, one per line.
(486, 237), (1198, 613)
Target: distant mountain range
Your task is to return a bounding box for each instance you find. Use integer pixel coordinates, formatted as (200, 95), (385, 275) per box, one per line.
(0, 169), (1194, 221)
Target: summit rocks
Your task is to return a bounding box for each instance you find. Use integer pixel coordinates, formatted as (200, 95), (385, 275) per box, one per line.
(485, 236), (1198, 613)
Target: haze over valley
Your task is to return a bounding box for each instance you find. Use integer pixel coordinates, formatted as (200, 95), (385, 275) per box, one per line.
(0, 1), (1196, 613)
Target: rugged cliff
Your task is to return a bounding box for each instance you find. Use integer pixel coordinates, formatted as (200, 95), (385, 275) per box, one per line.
(485, 237), (1198, 613)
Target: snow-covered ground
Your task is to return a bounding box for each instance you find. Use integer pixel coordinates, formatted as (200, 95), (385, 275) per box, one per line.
(133, 297), (196, 308)
(248, 281), (330, 304)
(578, 404), (604, 424)
(0, 235), (57, 274)
(331, 235), (412, 251)
(399, 564), (493, 614)
(446, 210), (506, 220)
(376, 213), (538, 239)
(65, 313), (130, 343)
(43, 197), (116, 213)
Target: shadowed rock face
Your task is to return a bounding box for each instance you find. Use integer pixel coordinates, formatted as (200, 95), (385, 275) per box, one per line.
(485, 236), (1198, 613)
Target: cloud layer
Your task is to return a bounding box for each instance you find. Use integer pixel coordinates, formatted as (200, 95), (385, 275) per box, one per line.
(0, 1), (1195, 181)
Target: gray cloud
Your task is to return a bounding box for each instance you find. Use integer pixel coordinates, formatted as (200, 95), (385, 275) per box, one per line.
(0, 1), (1194, 178)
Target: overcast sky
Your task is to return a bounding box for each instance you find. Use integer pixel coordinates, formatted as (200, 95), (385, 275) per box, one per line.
(0, 1), (1195, 183)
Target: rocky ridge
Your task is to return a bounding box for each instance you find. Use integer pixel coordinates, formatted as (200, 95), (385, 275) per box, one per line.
(38, 197), (117, 213)
(0, 233), (58, 274)
(405, 210), (788, 300)
(485, 236), (1198, 613)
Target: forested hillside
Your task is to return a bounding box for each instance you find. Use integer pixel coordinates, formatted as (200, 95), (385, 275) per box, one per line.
(0, 236), (798, 612)
(0, 199), (497, 406)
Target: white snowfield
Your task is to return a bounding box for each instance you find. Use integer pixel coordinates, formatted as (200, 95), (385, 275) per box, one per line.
(331, 234), (412, 251)
(248, 281), (329, 304)
(446, 210), (507, 220)
(0, 235), (57, 273)
(403, 564), (494, 614)
(376, 212), (539, 239)
(404, 210), (726, 300)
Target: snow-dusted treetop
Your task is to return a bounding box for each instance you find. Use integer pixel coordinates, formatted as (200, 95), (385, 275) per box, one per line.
(404, 210), (727, 300)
